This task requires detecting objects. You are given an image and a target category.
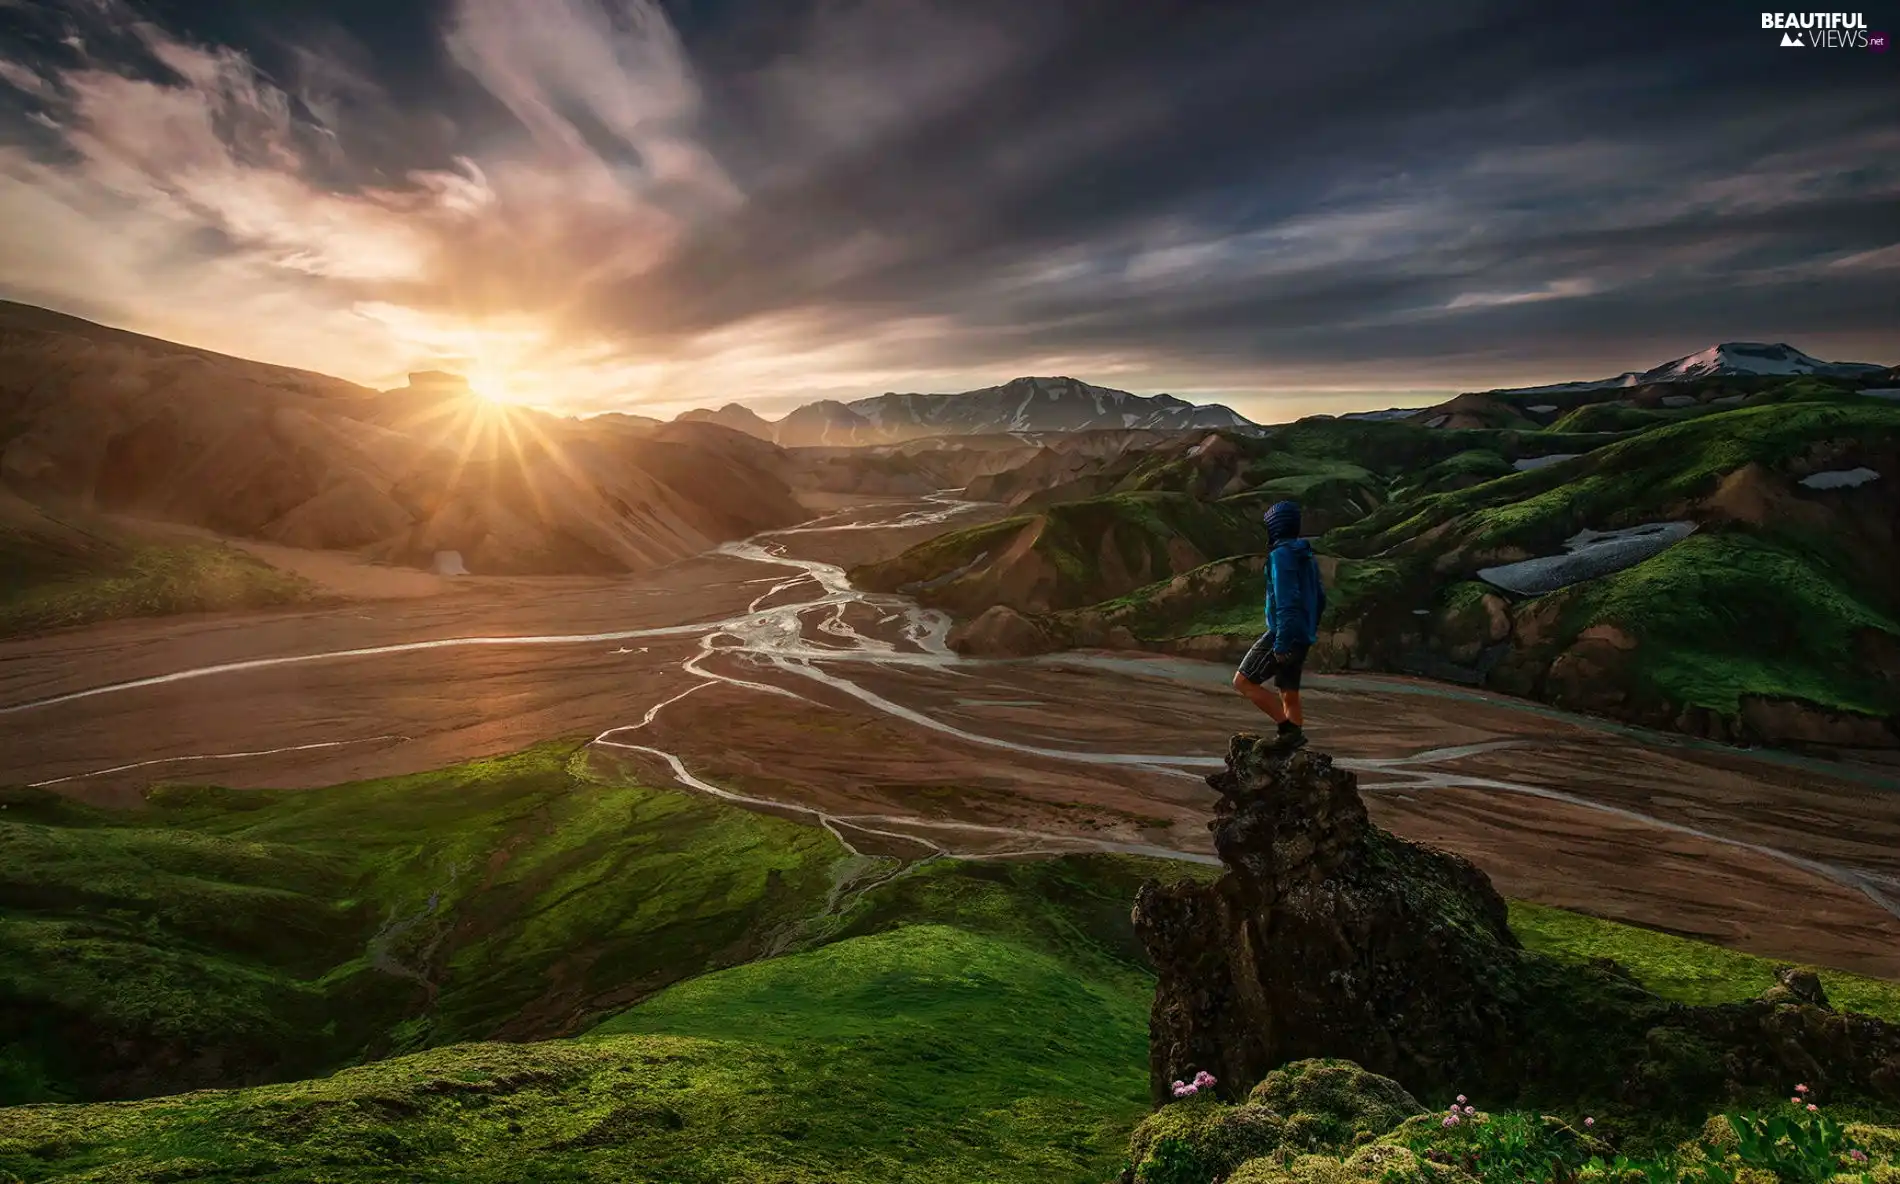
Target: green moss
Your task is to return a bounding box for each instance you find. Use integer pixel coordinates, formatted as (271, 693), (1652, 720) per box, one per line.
(1325, 559), (1421, 626)
(1389, 450), (1516, 499)
(1249, 1060), (1426, 1152)
(825, 854), (1214, 980)
(0, 744), (843, 1103)
(1548, 402), (1682, 434)
(1561, 530), (1900, 719)
(0, 925), (1160, 1183)
(1328, 400), (1900, 561)
(1508, 901), (1900, 1021)
(0, 541), (319, 637)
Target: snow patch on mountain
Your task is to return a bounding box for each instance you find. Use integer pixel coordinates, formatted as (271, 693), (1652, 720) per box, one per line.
(1512, 453), (1581, 472)
(1478, 522), (1697, 596)
(1799, 468), (1880, 491)
(1638, 343), (1884, 383)
(1484, 343), (1886, 398)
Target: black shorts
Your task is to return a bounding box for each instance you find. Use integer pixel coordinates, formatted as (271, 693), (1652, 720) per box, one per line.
(1237, 634), (1307, 691)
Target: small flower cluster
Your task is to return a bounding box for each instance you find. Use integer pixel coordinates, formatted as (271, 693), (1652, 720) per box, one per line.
(1171, 1070), (1217, 1099)
(1792, 1081), (1818, 1112)
(1441, 1094), (1477, 1127)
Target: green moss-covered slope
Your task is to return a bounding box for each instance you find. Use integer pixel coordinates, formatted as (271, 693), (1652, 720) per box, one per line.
(945, 390), (1900, 747)
(0, 496), (317, 638)
(0, 921), (1152, 1184)
(4, 740), (1898, 1181)
(0, 744), (843, 1104)
(850, 491), (1262, 615)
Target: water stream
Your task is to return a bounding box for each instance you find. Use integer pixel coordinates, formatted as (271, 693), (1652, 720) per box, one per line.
(10, 493), (1896, 919)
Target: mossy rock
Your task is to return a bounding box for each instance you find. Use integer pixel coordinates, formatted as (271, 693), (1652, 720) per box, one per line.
(1227, 1143), (1469, 1183)
(1127, 1096), (1287, 1180)
(1248, 1059), (1427, 1151)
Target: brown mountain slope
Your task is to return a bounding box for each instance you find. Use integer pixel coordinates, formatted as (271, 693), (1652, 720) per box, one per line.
(0, 303), (806, 575)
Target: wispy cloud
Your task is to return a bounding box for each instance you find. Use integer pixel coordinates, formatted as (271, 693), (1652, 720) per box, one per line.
(0, 0), (1892, 419)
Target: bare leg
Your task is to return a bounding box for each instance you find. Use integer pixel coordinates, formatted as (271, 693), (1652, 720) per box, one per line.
(1283, 690), (1304, 727)
(1232, 671), (1288, 723)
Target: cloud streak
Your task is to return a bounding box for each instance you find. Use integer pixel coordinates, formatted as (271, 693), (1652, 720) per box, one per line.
(0, 0), (1893, 420)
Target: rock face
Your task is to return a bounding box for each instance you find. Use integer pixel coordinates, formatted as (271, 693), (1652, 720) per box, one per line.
(1135, 735), (1900, 1112)
(945, 605), (1057, 657)
(1134, 735), (1523, 1105)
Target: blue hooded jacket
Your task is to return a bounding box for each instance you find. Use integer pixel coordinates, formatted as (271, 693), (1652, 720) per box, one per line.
(1263, 502), (1325, 648)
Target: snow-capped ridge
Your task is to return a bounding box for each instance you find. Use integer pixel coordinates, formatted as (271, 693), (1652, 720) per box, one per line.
(1484, 343), (1886, 397)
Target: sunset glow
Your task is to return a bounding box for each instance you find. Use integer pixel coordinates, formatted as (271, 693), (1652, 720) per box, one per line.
(0, 0), (1892, 420)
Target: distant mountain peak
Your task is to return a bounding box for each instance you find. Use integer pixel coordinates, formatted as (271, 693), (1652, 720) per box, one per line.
(666, 376), (1255, 447)
(1638, 341), (1884, 383)
(1483, 342), (1887, 398)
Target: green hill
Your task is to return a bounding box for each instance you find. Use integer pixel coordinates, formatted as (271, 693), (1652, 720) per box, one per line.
(849, 491), (1262, 616)
(0, 494), (317, 638)
(5, 746), (1899, 1181)
(0, 744), (843, 1104)
(929, 389), (1900, 749)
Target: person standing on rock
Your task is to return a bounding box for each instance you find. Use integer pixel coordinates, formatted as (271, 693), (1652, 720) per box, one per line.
(1231, 500), (1326, 749)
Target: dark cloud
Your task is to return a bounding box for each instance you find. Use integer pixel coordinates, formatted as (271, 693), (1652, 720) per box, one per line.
(0, 0), (1893, 415)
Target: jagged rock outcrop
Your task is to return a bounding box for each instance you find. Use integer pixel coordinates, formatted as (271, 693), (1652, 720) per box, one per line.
(1134, 734), (1900, 1112)
(1133, 736), (1524, 1105)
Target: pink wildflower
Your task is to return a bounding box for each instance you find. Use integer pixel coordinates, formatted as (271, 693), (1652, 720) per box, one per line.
(1850, 1150), (1869, 1163)
(1796, 1083), (1809, 1094)
(1442, 1115), (1459, 1128)
(1806, 1103), (1818, 1113)
(1464, 1106), (1475, 1116)
(1456, 1095), (1467, 1104)
(1584, 1117), (1595, 1128)
(1792, 1096), (1803, 1105)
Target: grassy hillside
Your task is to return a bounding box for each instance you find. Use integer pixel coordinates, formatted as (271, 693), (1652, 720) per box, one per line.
(943, 391), (1900, 747)
(850, 491), (1262, 615)
(0, 496), (317, 637)
(2, 874), (1895, 1182)
(4, 742), (1899, 1180)
(1324, 400), (1900, 562)
(0, 541), (319, 637)
(0, 740), (1192, 1109)
(0, 925), (1156, 1184)
(0, 743), (843, 1104)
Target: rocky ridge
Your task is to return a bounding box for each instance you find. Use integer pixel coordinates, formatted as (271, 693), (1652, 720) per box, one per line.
(1133, 734), (1900, 1112)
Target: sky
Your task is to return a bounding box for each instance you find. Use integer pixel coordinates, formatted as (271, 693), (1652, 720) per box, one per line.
(0, 0), (1895, 423)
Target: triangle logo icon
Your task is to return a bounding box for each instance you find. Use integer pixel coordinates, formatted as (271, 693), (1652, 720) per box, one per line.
(1780, 30), (1803, 45)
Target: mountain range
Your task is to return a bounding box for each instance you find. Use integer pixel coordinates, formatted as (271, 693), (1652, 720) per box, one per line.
(0, 301), (809, 578)
(677, 375), (1253, 445)
(684, 344), (1892, 443)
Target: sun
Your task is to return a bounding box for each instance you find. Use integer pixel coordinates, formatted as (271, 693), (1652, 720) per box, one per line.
(465, 370), (513, 405)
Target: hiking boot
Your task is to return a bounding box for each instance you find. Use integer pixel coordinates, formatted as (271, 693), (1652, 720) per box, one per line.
(1273, 720), (1308, 751)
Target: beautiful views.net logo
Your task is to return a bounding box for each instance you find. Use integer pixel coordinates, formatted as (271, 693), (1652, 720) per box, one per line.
(1761, 11), (1884, 47)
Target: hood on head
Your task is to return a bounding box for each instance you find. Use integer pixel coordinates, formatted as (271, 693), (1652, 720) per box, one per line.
(1263, 500), (1302, 542)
